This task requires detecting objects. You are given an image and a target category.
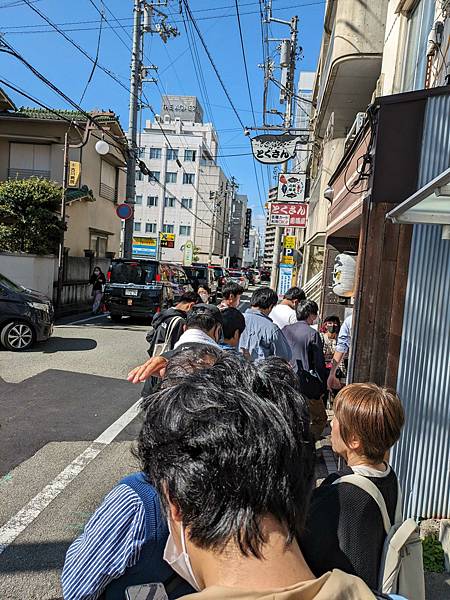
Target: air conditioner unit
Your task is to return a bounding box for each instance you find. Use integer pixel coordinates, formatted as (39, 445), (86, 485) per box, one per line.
(344, 112), (366, 152)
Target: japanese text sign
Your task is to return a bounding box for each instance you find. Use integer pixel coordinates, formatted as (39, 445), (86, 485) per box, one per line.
(250, 134), (308, 165)
(269, 202), (308, 228)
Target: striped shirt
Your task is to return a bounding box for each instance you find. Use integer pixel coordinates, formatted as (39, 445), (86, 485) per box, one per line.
(61, 484), (146, 600)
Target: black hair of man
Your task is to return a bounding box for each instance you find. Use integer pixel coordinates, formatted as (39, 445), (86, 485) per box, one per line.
(185, 303), (224, 332)
(222, 282), (244, 300)
(323, 315), (341, 327)
(250, 286), (278, 310)
(296, 299), (319, 322)
(221, 307), (246, 341)
(137, 353), (314, 558)
(284, 286), (306, 303)
(198, 284), (210, 294)
(178, 291), (201, 305)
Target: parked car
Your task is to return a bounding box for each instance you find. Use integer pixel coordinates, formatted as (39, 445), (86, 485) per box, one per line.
(211, 265), (227, 294)
(183, 264), (220, 301)
(226, 269), (249, 290)
(0, 273), (54, 351)
(104, 259), (192, 321)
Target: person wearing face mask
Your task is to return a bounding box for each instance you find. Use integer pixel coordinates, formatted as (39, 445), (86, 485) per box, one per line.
(283, 300), (328, 440)
(320, 316), (345, 405)
(197, 285), (210, 304)
(89, 266), (106, 314)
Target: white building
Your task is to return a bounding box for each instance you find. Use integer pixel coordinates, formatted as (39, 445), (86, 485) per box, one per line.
(132, 96), (230, 264)
(243, 227), (261, 267)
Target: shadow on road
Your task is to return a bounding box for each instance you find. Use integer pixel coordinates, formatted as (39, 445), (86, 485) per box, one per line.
(29, 337), (97, 354)
(0, 540), (70, 573)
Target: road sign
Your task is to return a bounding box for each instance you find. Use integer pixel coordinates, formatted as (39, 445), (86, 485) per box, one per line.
(277, 173), (305, 201)
(250, 133), (308, 164)
(68, 161), (81, 187)
(160, 232), (175, 248)
(269, 202), (308, 228)
(116, 203), (134, 220)
(183, 240), (194, 266)
(132, 236), (157, 258)
(278, 264), (294, 296)
(284, 235), (296, 249)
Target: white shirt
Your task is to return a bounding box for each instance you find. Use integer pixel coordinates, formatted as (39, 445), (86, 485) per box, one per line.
(269, 303), (297, 330)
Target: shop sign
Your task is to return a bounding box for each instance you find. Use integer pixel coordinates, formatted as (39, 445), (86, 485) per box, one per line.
(183, 240), (194, 266)
(283, 235), (296, 249)
(250, 133), (308, 165)
(281, 247), (294, 265)
(160, 232), (175, 248)
(68, 161), (81, 187)
(132, 236), (157, 258)
(269, 202), (308, 228)
(277, 172), (305, 201)
(278, 264), (294, 296)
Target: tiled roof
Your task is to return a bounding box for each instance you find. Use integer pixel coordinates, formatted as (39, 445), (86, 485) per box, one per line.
(12, 107), (120, 123)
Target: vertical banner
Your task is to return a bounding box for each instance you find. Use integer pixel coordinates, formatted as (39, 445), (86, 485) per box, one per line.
(277, 264), (294, 297)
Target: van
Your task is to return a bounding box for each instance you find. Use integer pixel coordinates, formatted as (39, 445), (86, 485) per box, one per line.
(183, 264), (220, 301)
(104, 259), (192, 321)
(0, 273), (54, 351)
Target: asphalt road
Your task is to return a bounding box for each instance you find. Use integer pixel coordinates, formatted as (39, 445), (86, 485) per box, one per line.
(0, 286), (257, 599)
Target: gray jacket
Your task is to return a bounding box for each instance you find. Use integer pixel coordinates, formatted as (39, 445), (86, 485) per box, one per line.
(239, 308), (292, 361)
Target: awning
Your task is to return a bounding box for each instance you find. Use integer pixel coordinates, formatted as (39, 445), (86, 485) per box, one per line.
(65, 185), (95, 204)
(386, 167), (450, 225)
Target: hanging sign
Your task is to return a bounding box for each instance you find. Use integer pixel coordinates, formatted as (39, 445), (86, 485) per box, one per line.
(68, 161), (81, 187)
(160, 232), (175, 248)
(283, 235), (296, 249)
(183, 240), (194, 266)
(250, 133), (308, 164)
(277, 173), (305, 201)
(269, 202), (308, 228)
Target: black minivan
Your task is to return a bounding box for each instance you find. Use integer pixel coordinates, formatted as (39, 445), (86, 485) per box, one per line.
(0, 273), (54, 351)
(103, 258), (193, 321)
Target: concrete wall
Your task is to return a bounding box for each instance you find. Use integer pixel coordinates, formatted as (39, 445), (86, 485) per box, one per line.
(0, 251), (57, 299)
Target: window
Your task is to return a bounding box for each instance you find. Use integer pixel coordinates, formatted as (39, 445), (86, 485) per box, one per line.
(162, 224), (174, 233)
(90, 233), (108, 258)
(149, 170), (160, 183)
(164, 196), (175, 208)
(136, 169), (143, 181)
(167, 148), (179, 160)
(134, 222), (141, 232)
(402, 0), (436, 92)
(135, 195), (142, 205)
(9, 143), (51, 179)
(149, 147), (162, 159)
(146, 223), (157, 233)
(147, 196), (158, 207)
(179, 225), (191, 236)
(138, 147), (146, 157)
(165, 172), (177, 183)
(183, 173), (195, 185)
(181, 197), (193, 209)
(184, 149), (196, 162)
(100, 160), (117, 201)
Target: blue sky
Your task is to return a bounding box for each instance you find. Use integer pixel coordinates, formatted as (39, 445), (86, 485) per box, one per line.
(0, 0), (325, 231)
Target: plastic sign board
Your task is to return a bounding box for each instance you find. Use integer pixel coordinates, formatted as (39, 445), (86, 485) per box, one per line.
(269, 202), (308, 228)
(132, 237), (157, 258)
(278, 173), (305, 201)
(160, 232), (175, 248)
(116, 203), (134, 220)
(283, 235), (296, 249)
(183, 240), (194, 266)
(278, 264), (294, 296)
(68, 161), (81, 187)
(250, 133), (308, 165)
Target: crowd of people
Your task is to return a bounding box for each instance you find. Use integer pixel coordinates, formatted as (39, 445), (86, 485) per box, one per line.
(61, 283), (419, 600)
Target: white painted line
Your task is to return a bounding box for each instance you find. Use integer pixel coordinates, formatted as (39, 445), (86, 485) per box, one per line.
(58, 314), (108, 327)
(0, 397), (142, 555)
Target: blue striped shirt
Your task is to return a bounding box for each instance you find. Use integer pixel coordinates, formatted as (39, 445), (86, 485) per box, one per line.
(61, 484), (146, 600)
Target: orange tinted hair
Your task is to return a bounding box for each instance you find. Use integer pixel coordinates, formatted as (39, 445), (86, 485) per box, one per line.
(334, 383), (405, 462)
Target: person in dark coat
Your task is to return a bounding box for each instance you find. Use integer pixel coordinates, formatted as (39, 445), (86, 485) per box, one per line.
(89, 266), (106, 314)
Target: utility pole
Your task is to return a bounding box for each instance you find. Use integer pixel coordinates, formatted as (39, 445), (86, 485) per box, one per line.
(269, 14), (298, 291)
(123, 1), (179, 259)
(225, 176), (238, 268)
(208, 191), (218, 264)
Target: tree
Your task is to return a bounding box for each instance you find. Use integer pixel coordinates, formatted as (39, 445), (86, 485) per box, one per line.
(0, 177), (63, 255)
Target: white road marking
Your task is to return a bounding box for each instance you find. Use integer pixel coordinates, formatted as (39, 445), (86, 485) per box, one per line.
(58, 314), (108, 327)
(0, 397), (142, 555)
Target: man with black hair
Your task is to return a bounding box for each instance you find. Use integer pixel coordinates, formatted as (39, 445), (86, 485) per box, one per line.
(217, 281), (244, 309)
(270, 286), (306, 330)
(136, 354), (379, 600)
(239, 286), (291, 360)
(218, 307), (246, 352)
(283, 300), (328, 440)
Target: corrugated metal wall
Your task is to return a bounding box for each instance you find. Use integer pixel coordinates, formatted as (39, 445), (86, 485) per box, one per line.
(392, 94), (450, 519)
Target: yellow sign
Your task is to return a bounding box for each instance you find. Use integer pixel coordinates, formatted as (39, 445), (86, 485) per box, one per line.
(68, 161), (81, 187)
(281, 256), (294, 265)
(284, 235), (296, 250)
(133, 237), (157, 246)
(159, 233), (175, 241)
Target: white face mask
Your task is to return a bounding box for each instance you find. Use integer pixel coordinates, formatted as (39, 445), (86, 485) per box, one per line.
(163, 521), (200, 591)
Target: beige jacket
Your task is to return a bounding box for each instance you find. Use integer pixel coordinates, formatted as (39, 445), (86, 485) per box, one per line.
(182, 570), (376, 600)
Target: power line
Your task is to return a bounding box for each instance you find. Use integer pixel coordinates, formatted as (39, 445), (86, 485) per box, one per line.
(79, 0), (105, 104)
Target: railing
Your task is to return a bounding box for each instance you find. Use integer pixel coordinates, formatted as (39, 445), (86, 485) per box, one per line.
(8, 168), (50, 180)
(302, 270), (323, 303)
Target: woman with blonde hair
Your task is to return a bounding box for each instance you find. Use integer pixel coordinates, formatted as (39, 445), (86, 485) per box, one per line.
(300, 383), (405, 591)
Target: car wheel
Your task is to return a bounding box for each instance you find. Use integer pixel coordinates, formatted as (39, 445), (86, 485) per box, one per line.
(1, 321), (35, 351)
(110, 313), (122, 322)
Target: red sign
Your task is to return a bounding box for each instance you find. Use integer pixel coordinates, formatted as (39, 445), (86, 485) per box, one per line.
(269, 202), (308, 228)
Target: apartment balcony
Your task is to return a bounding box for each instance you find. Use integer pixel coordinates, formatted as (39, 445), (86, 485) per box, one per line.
(316, 0), (388, 137)
(8, 167), (50, 180)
